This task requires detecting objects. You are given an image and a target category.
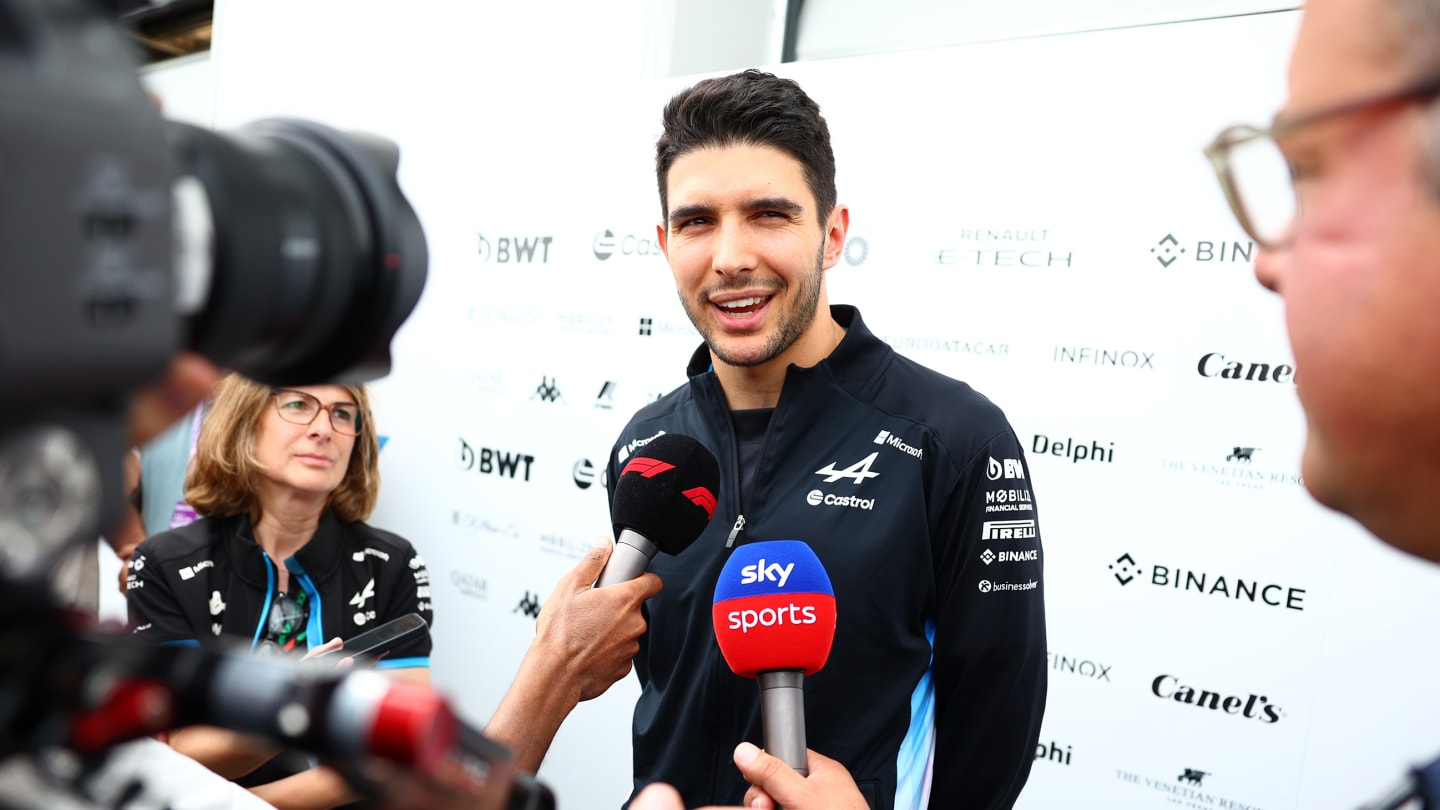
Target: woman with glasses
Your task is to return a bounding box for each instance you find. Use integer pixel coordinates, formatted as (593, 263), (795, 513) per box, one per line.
(126, 372), (432, 809)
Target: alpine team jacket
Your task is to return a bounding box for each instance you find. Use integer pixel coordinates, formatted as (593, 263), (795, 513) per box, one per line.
(606, 306), (1046, 810)
(127, 510), (434, 668)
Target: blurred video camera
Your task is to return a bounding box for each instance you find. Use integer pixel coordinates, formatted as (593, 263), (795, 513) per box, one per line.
(0, 0), (427, 579)
(0, 2), (554, 808)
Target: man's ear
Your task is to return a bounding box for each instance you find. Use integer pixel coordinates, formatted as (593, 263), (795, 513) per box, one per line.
(822, 204), (850, 269)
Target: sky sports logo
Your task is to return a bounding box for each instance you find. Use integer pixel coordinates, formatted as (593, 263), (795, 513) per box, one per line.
(982, 520), (1037, 541)
(740, 558), (795, 587)
(725, 559), (829, 634)
(714, 541), (836, 667)
(726, 603), (819, 633)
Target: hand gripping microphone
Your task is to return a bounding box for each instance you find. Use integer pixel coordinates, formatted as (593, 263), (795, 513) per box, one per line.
(712, 540), (836, 775)
(597, 432), (720, 587)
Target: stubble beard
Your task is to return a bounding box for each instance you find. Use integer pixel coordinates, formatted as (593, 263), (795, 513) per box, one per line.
(680, 245), (826, 369)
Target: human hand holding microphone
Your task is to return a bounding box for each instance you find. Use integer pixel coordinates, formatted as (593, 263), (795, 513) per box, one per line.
(629, 539), (867, 810)
(485, 434), (720, 772)
(631, 743), (867, 810)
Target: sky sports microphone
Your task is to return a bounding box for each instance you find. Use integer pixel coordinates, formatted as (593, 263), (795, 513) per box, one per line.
(596, 432), (720, 588)
(712, 539), (836, 775)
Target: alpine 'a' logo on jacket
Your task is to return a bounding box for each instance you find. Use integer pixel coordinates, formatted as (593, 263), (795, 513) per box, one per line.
(814, 452), (880, 484)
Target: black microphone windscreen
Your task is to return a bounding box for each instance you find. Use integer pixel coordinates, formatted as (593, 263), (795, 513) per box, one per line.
(612, 433), (720, 556)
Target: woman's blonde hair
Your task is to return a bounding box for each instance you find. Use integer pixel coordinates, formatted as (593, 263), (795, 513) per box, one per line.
(183, 373), (381, 522)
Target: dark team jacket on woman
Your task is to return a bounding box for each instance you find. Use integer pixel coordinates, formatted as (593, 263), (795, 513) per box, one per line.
(606, 306), (1047, 810)
(127, 510), (434, 667)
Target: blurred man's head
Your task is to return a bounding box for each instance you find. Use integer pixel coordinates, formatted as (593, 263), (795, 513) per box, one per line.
(1222, 0), (1440, 560)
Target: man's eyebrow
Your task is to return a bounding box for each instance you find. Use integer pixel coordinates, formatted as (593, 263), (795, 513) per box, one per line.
(747, 196), (804, 216)
(668, 203), (713, 225)
(667, 197), (807, 227)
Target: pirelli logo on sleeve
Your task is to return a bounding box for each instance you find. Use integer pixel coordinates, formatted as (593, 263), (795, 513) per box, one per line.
(981, 520), (1037, 541)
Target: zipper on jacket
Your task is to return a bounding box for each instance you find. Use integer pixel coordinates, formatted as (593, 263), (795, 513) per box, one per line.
(725, 402), (778, 549)
(725, 514), (746, 548)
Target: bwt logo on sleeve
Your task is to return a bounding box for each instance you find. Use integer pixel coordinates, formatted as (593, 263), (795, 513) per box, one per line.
(986, 456), (1026, 480)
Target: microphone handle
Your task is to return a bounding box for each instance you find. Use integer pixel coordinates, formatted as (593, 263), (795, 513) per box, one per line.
(594, 528), (658, 588)
(758, 669), (807, 776)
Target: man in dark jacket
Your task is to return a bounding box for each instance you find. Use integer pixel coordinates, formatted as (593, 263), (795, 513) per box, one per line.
(612, 69), (1047, 810)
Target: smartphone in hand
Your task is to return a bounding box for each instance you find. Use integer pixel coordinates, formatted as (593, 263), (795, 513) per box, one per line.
(316, 612), (428, 663)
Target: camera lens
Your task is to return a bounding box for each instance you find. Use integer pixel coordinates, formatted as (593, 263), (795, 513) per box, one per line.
(166, 119), (427, 386)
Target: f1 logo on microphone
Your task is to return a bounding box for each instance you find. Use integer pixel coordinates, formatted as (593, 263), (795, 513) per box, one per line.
(621, 456), (676, 478)
(740, 558), (794, 587)
(684, 486), (717, 518)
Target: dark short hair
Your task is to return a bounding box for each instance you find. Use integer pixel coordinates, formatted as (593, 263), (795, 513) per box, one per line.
(656, 69), (837, 224)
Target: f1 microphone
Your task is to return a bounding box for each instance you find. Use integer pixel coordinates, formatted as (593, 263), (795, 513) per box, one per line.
(597, 432), (720, 588)
(712, 539), (836, 775)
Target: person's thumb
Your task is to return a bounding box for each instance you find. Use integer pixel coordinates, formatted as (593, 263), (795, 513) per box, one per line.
(630, 782), (685, 810)
(572, 537), (615, 586)
(733, 742), (806, 803)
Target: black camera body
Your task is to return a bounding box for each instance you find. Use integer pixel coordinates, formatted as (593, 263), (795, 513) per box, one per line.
(0, 0), (427, 578)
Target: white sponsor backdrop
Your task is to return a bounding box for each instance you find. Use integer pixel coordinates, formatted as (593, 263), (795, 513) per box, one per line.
(201, 3), (1440, 808)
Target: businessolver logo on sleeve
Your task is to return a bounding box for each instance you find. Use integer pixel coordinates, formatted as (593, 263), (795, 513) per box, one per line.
(713, 540), (836, 678)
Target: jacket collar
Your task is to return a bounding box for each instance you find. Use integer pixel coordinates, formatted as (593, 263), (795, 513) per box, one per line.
(684, 305), (892, 396)
(224, 510), (346, 586)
